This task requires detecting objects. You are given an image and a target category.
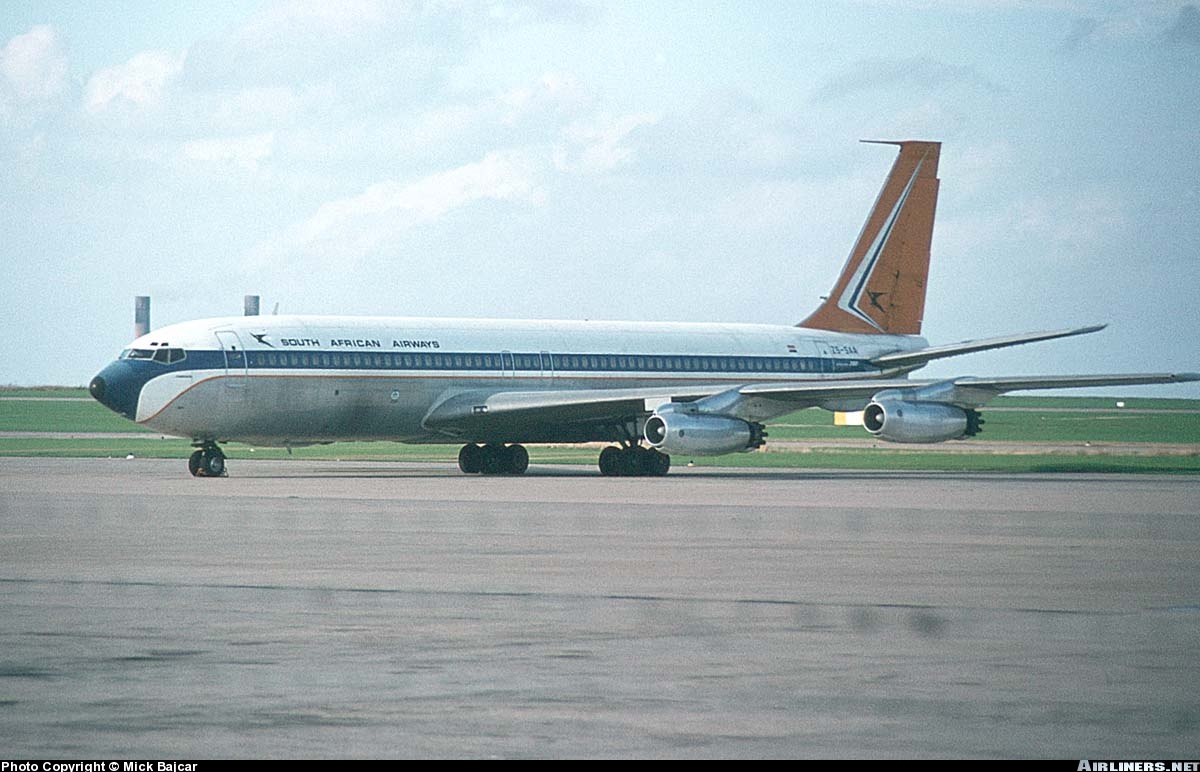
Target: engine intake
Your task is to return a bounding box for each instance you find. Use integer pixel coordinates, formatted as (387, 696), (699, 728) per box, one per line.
(644, 408), (766, 456)
(863, 399), (983, 444)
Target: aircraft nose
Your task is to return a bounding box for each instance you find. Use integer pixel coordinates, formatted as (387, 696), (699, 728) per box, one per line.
(90, 362), (139, 420)
(88, 375), (106, 403)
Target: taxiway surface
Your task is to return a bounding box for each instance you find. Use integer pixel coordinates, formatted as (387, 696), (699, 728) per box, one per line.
(1, 458), (1197, 757)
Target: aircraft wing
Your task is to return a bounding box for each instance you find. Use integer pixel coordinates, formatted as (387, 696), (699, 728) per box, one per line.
(423, 370), (1198, 440)
(870, 325), (1106, 369)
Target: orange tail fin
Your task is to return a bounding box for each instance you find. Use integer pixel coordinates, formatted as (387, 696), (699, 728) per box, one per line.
(799, 140), (941, 335)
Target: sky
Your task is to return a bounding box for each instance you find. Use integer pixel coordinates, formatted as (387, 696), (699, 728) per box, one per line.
(2, 0), (1198, 395)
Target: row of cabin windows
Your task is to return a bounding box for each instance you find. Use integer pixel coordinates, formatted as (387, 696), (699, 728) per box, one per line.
(247, 351), (835, 374)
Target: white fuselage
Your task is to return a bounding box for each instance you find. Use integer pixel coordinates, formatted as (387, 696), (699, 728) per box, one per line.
(94, 314), (924, 446)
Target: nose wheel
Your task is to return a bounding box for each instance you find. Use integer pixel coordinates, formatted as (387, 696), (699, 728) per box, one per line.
(189, 443), (227, 477)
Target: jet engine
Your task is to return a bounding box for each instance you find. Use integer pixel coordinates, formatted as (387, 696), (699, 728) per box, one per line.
(644, 408), (766, 456)
(862, 399), (983, 443)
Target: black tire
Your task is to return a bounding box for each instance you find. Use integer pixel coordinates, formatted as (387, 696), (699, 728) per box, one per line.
(458, 444), (483, 474)
(648, 450), (671, 477)
(188, 450), (203, 477)
(504, 444), (529, 475)
(598, 446), (621, 476)
(480, 444), (505, 475)
(203, 449), (225, 477)
(616, 448), (642, 477)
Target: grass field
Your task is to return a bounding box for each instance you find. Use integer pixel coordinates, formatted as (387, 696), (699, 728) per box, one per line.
(2, 387), (1198, 472)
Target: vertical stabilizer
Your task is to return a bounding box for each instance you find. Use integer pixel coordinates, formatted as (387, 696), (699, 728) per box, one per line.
(799, 141), (940, 335)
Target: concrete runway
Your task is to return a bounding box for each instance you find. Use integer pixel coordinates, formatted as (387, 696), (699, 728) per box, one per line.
(1, 457), (1198, 758)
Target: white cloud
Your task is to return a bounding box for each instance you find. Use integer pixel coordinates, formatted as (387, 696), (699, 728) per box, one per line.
(84, 50), (185, 113)
(553, 112), (659, 174)
(812, 57), (1005, 104)
(250, 150), (544, 268)
(232, 0), (389, 44)
(1, 25), (68, 105)
(212, 87), (301, 130)
(938, 187), (1128, 265)
(181, 132), (276, 171)
(1012, 190), (1127, 254)
(497, 71), (587, 123)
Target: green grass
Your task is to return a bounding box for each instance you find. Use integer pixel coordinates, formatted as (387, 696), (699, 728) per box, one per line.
(0, 387), (90, 399)
(988, 395), (1200, 411)
(0, 399), (155, 433)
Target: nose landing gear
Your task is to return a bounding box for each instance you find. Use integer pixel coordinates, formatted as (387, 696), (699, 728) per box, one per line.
(188, 443), (227, 477)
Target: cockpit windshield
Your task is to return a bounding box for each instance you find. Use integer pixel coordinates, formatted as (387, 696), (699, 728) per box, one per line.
(120, 348), (186, 364)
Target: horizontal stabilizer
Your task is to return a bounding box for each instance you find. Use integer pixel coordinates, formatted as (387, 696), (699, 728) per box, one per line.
(870, 325), (1107, 369)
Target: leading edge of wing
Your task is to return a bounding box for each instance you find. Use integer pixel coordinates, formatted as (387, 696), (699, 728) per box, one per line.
(741, 371), (1200, 408)
(869, 325), (1107, 369)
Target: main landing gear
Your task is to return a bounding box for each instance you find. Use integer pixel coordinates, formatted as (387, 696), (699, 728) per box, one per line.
(188, 442), (227, 477)
(598, 444), (670, 477)
(458, 443), (530, 475)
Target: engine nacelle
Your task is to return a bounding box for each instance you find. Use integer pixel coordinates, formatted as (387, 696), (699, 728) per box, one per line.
(862, 400), (981, 443)
(644, 409), (766, 456)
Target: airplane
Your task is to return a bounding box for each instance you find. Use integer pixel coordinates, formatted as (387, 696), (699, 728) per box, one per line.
(88, 140), (1198, 477)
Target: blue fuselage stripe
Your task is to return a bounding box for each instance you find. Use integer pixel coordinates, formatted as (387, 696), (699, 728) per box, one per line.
(137, 350), (878, 376)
